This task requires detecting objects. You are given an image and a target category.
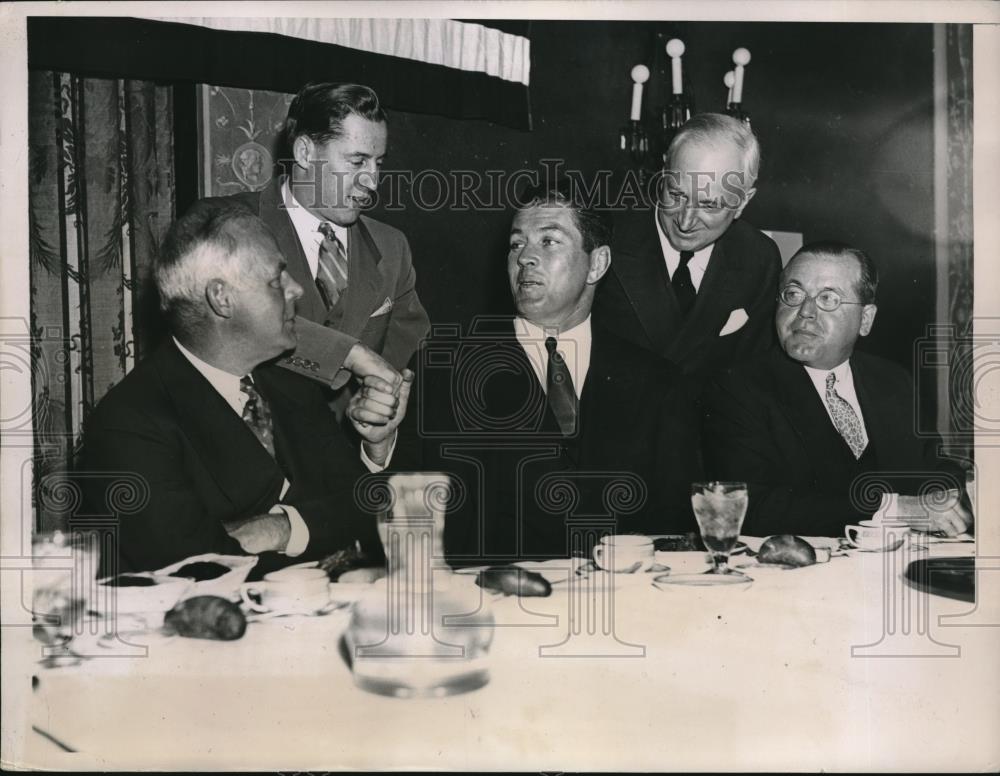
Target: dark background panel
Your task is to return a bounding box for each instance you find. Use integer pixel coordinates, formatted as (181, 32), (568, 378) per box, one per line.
(365, 21), (937, 376)
(168, 20), (941, 384)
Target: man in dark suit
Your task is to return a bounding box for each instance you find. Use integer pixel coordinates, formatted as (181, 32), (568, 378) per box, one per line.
(81, 201), (410, 576)
(703, 242), (972, 537)
(594, 113), (781, 393)
(411, 182), (701, 564)
(211, 82), (430, 397)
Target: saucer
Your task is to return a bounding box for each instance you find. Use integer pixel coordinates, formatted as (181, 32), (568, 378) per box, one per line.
(653, 571), (752, 589)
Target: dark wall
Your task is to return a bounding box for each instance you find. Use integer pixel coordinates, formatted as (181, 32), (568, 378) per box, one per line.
(371, 21), (938, 372)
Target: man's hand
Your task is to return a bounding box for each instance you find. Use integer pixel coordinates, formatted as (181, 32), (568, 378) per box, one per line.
(223, 513), (292, 554)
(349, 368), (414, 464)
(896, 490), (973, 537)
(343, 342), (402, 386)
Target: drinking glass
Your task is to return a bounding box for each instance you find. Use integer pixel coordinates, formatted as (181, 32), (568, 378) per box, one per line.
(691, 481), (750, 578)
(32, 529), (101, 656)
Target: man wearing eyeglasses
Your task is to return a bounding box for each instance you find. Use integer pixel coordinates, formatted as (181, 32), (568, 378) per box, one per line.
(593, 113), (781, 394)
(702, 242), (972, 537)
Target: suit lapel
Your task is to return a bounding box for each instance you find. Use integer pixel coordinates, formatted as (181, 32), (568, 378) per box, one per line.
(338, 217), (383, 331)
(259, 179), (328, 323)
(667, 227), (748, 365)
(252, 367), (322, 483)
(851, 355), (895, 460)
(577, 328), (640, 463)
(770, 351), (857, 463)
(492, 321), (558, 434)
(611, 209), (681, 354)
(154, 342), (284, 513)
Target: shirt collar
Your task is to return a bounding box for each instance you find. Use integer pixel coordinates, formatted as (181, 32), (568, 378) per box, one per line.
(803, 358), (854, 393)
(173, 337), (247, 414)
(514, 315), (592, 345)
(654, 209), (712, 270)
(282, 178), (348, 248)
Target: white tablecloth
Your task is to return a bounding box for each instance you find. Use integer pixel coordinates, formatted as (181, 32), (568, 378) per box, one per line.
(17, 541), (1000, 771)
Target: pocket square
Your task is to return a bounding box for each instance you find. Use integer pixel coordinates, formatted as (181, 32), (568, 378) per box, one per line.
(719, 308), (749, 336)
(371, 297), (393, 317)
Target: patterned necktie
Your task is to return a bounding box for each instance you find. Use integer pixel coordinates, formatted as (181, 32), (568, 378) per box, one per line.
(545, 336), (578, 436)
(240, 377), (276, 459)
(316, 222), (349, 310)
(825, 372), (866, 459)
(672, 250), (696, 318)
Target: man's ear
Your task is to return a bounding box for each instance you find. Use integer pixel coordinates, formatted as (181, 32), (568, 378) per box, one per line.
(859, 303), (877, 337)
(291, 135), (314, 172)
(205, 278), (235, 319)
(734, 187), (756, 219)
(587, 245), (611, 285)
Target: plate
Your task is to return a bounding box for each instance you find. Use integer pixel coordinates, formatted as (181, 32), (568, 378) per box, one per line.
(653, 571), (752, 589)
(93, 575), (192, 614)
(153, 553), (258, 601)
(903, 557), (974, 603)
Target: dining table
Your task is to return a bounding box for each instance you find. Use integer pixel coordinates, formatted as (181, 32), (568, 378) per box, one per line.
(11, 535), (999, 772)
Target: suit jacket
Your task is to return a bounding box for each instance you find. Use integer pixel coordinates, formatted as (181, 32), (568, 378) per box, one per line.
(401, 320), (702, 564)
(702, 347), (964, 537)
(80, 340), (383, 576)
(593, 210), (781, 393)
(212, 179), (431, 390)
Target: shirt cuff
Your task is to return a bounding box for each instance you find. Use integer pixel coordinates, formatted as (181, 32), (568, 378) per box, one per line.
(360, 431), (397, 473)
(270, 503), (309, 556)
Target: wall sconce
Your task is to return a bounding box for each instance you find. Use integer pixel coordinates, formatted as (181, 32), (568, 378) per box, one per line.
(621, 43), (753, 177)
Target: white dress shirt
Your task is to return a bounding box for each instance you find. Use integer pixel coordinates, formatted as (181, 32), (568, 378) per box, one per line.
(803, 359), (869, 449)
(514, 316), (592, 399)
(281, 182), (395, 471)
(282, 178), (349, 279)
(655, 211), (712, 291)
(173, 338), (309, 556)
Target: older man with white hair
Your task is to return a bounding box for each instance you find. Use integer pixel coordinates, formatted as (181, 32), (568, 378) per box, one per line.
(594, 112), (782, 394)
(80, 200), (410, 577)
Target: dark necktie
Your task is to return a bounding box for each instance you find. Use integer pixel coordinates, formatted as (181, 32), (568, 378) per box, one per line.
(240, 376), (276, 459)
(672, 250), (696, 318)
(824, 372), (866, 459)
(545, 336), (578, 436)
(316, 222), (349, 310)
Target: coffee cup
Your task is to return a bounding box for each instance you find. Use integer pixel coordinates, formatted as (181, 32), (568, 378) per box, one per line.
(844, 520), (910, 552)
(240, 567), (330, 614)
(593, 535), (654, 573)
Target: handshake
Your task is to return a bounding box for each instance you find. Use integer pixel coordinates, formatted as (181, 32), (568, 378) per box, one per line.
(344, 344), (414, 466)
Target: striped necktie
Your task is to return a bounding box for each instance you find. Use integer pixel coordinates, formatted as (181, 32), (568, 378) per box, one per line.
(545, 336), (578, 436)
(316, 222), (349, 310)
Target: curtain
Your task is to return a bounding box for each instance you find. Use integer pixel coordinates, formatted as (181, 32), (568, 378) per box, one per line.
(945, 25), (972, 451)
(29, 17), (532, 130)
(28, 71), (175, 531)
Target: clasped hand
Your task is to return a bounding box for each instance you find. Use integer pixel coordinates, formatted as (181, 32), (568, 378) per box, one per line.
(223, 513), (292, 554)
(896, 489), (973, 537)
(348, 368), (414, 464)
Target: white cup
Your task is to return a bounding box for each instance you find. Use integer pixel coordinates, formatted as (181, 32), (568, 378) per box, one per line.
(844, 520), (910, 552)
(593, 535), (654, 573)
(240, 567), (330, 614)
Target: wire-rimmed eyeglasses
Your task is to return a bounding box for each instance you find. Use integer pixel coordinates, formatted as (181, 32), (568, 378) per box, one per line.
(777, 285), (867, 312)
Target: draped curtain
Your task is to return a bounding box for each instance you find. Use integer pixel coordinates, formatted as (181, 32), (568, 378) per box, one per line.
(944, 25), (973, 451)
(28, 71), (175, 531)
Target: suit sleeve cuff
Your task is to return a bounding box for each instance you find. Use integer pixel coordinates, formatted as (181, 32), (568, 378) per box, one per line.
(361, 431), (397, 472)
(270, 503), (309, 556)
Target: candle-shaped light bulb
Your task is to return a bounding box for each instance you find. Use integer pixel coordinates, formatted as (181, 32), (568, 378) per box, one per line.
(629, 64), (650, 120)
(732, 47), (751, 103)
(724, 70), (735, 105)
(666, 38), (685, 95)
